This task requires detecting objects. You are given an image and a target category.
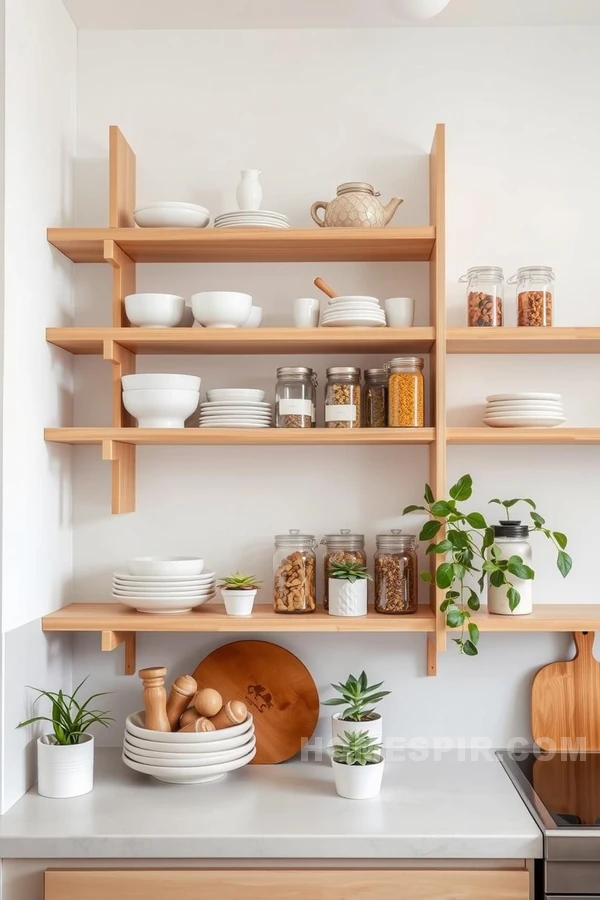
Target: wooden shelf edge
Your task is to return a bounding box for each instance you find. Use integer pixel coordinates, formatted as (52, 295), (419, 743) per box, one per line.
(447, 427), (600, 445)
(44, 427), (436, 446)
(448, 327), (600, 354)
(454, 605), (600, 632)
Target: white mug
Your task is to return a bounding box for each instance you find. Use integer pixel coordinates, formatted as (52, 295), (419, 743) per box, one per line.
(293, 297), (320, 328)
(384, 297), (415, 328)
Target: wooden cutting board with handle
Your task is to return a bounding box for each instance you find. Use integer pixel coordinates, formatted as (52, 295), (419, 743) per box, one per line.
(532, 631), (600, 752)
(193, 640), (319, 765)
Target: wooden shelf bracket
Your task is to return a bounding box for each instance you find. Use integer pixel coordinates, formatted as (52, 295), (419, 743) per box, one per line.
(101, 630), (136, 675)
(102, 439), (136, 515)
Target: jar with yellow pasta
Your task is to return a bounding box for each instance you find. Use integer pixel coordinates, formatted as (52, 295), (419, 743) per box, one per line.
(386, 357), (424, 427)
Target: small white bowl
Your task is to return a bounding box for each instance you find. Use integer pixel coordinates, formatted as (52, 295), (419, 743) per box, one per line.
(126, 710), (253, 743)
(124, 293), (185, 328)
(384, 296), (415, 328)
(191, 292), (252, 328)
(121, 373), (200, 392)
(241, 306), (263, 329)
(206, 388), (265, 403)
(134, 203), (210, 228)
(128, 557), (205, 577)
(122, 388), (199, 428)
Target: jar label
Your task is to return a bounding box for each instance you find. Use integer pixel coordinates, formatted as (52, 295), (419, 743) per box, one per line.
(279, 398), (312, 416)
(311, 402), (316, 423)
(326, 404), (356, 421)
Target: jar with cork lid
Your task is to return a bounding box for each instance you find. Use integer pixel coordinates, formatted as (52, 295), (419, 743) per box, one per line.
(273, 529), (317, 614)
(386, 357), (424, 428)
(320, 530), (367, 610)
(325, 367), (361, 428)
(374, 531), (418, 614)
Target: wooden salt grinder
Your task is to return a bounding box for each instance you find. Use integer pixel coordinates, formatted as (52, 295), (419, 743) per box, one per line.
(138, 666), (171, 732)
(166, 674), (198, 730)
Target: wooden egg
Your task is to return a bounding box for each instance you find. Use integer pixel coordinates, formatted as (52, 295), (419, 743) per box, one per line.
(179, 708), (200, 729)
(209, 700), (248, 730)
(179, 717), (216, 733)
(194, 688), (223, 718)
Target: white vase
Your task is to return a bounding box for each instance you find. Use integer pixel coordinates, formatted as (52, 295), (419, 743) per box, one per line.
(37, 733), (94, 798)
(332, 757), (384, 799)
(328, 578), (367, 617)
(221, 588), (256, 617)
(236, 169), (262, 211)
(331, 712), (382, 747)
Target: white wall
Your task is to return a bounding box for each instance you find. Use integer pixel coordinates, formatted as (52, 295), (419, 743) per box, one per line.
(71, 26), (599, 748)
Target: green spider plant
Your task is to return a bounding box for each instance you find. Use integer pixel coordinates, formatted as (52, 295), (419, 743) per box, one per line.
(17, 676), (113, 745)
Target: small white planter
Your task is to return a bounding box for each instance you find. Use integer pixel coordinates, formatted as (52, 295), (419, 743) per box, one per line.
(37, 733), (94, 799)
(332, 757), (384, 799)
(328, 578), (367, 617)
(221, 588), (256, 617)
(331, 712), (382, 747)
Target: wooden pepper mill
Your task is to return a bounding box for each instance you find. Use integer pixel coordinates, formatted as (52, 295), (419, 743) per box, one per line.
(166, 674), (198, 730)
(138, 666), (171, 732)
(210, 700), (248, 730)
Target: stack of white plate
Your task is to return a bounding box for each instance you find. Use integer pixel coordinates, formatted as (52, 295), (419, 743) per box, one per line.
(112, 557), (216, 614)
(134, 202), (210, 228)
(199, 388), (273, 428)
(214, 210), (289, 230)
(123, 711), (256, 784)
(484, 393), (565, 428)
(321, 295), (387, 328)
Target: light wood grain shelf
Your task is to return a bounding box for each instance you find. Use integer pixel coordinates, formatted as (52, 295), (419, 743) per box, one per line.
(447, 327), (600, 354)
(47, 226), (436, 264)
(44, 427), (436, 446)
(447, 427), (600, 444)
(458, 605), (600, 632)
(46, 326), (436, 355)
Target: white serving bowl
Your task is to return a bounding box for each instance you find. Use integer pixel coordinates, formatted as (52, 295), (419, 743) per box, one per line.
(112, 593), (215, 614)
(122, 388), (199, 428)
(206, 388), (265, 403)
(179, 304), (195, 327)
(191, 292), (252, 328)
(121, 373), (201, 392)
(127, 557), (205, 577)
(126, 710), (253, 743)
(134, 203), (210, 228)
(125, 728), (254, 755)
(123, 736), (256, 767)
(241, 306), (263, 329)
(124, 293), (185, 328)
(122, 746), (256, 784)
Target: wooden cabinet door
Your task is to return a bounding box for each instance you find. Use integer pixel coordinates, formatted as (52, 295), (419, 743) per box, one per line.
(45, 868), (530, 900)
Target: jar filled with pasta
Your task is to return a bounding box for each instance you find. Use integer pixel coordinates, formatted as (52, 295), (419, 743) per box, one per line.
(320, 529), (367, 610)
(364, 368), (388, 428)
(386, 357), (424, 427)
(325, 367), (361, 428)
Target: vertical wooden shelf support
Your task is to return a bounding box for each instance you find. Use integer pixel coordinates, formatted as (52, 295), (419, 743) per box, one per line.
(103, 339), (137, 514)
(104, 240), (136, 328)
(109, 126), (136, 228)
(101, 630), (136, 675)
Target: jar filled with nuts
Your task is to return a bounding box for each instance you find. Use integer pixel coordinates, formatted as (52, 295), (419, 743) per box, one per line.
(276, 366), (318, 428)
(320, 529), (367, 610)
(364, 369), (388, 428)
(273, 529), (317, 614)
(459, 266), (504, 327)
(325, 367), (361, 428)
(508, 266), (554, 327)
(374, 531), (418, 615)
(386, 357), (424, 428)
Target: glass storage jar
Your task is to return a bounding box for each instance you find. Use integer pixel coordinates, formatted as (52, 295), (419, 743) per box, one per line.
(459, 266), (504, 327)
(364, 368), (388, 428)
(273, 529), (317, 613)
(321, 529), (367, 610)
(508, 266), (554, 327)
(374, 531), (418, 614)
(276, 366), (318, 428)
(386, 357), (424, 427)
(488, 521), (533, 616)
(325, 367), (361, 428)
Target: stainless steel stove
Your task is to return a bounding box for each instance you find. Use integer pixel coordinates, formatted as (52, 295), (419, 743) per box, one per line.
(498, 750), (600, 900)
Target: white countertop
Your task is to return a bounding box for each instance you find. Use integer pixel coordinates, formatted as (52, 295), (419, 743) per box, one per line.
(0, 749), (542, 859)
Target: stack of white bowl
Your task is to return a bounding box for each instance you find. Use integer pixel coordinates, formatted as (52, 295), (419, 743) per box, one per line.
(484, 392), (565, 428)
(134, 202), (210, 228)
(321, 295), (387, 328)
(112, 557), (216, 614)
(214, 210), (289, 229)
(199, 388), (272, 428)
(123, 711), (256, 783)
(121, 374), (200, 428)
(190, 291), (262, 329)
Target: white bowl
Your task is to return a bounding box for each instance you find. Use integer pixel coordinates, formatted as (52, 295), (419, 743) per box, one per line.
(126, 710), (253, 743)
(179, 304), (195, 327)
(122, 388), (199, 428)
(134, 203), (210, 228)
(124, 293), (185, 328)
(121, 373), (201, 392)
(191, 292), (252, 328)
(123, 736), (256, 767)
(384, 297), (415, 328)
(112, 594), (214, 613)
(241, 306), (263, 329)
(122, 746), (256, 784)
(206, 389), (265, 402)
(125, 728), (255, 755)
(127, 557), (205, 577)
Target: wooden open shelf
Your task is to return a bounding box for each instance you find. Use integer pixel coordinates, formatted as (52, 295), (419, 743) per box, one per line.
(47, 226), (436, 264)
(44, 427), (436, 446)
(448, 327), (600, 354)
(464, 605), (600, 632)
(447, 427), (600, 445)
(47, 326), (436, 355)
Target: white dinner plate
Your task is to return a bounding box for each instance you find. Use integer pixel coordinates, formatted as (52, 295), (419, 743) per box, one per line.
(200, 401), (272, 409)
(321, 318), (386, 328)
(198, 421), (272, 428)
(112, 587), (216, 597)
(486, 404), (563, 412)
(136, 202), (209, 213)
(486, 392), (561, 402)
(485, 408), (563, 417)
(215, 209), (288, 219)
(483, 416), (566, 428)
(215, 223), (289, 230)
(199, 407), (272, 415)
(114, 571), (215, 583)
(124, 729), (255, 754)
(326, 302), (382, 309)
(206, 389), (265, 401)
(199, 413), (272, 420)
(122, 746), (257, 783)
(123, 736), (257, 767)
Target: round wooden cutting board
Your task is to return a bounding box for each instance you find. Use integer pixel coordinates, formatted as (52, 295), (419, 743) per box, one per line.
(193, 640), (319, 765)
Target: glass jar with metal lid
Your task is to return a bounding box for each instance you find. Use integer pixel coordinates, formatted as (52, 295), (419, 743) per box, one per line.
(320, 529), (367, 610)
(374, 531), (418, 614)
(508, 266), (555, 327)
(364, 368), (388, 428)
(273, 529), (317, 613)
(386, 357), (424, 428)
(276, 367), (318, 428)
(459, 266), (504, 327)
(325, 367), (361, 428)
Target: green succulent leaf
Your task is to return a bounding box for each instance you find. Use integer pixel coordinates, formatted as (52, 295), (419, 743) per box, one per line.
(328, 561), (372, 582)
(219, 571), (262, 590)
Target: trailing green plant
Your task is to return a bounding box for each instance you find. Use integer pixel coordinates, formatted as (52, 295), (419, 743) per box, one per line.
(219, 572), (262, 590)
(323, 671), (390, 721)
(17, 677), (113, 745)
(332, 730), (383, 766)
(403, 474), (572, 656)
(328, 561), (372, 583)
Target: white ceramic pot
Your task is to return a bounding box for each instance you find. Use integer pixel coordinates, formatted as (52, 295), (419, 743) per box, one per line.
(37, 733), (94, 799)
(332, 757), (384, 799)
(328, 579), (367, 617)
(221, 589), (257, 617)
(236, 169), (262, 211)
(331, 712), (382, 746)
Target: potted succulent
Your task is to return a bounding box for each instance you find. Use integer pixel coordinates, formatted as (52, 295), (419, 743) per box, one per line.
(327, 561), (372, 617)
(331, 730), (384, 800)
(219, 571), (262, 617)
(323, 671), (390, 745)
(17, 677), (112, 799)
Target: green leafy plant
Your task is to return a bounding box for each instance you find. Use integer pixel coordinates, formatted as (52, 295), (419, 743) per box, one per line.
(219, 572), (262, 590)
(332, 730), (383, 766)
(323, 671), (390, 721)
(17, 677), (113, 745)
(328, 561), (372, 583)
(403, 474), (572, 656)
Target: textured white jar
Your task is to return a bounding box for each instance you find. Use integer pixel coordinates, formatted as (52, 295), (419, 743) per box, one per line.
(236, 169), (262, 210)
(332, 757), (384, 799)
(328, 578), (367, 617)
(37, 733), (94, 798)
(488, 530), (533, 616)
